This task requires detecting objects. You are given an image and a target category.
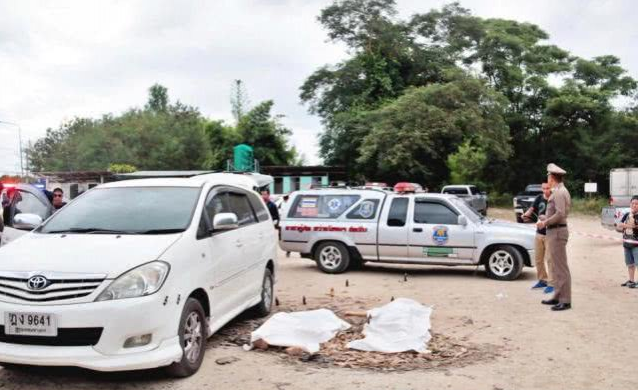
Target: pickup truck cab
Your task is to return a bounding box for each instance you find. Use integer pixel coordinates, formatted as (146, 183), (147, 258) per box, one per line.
(279, 189), (535, 280)
(441, 185), (488, 215)
(513, 184), (543, 223)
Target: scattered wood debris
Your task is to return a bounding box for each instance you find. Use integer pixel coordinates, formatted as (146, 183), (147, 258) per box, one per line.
(209, 296), (501, 371)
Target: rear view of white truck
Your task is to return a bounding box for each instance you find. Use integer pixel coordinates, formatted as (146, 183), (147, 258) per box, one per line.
(601, 168), (638, 229)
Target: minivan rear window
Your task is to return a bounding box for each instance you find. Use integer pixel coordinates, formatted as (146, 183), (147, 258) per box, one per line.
(289, 194), (360, 219)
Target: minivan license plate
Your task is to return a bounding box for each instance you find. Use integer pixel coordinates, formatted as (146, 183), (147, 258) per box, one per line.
(4, 312), (57, 337)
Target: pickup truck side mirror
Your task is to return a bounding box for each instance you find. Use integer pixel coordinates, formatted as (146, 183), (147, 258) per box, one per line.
(14, 213), (43, 230)
(212, 213), (239, 231)
(457, 215), (468, 226)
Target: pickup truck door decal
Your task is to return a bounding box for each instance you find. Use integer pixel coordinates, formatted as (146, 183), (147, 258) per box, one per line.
(408, 200), (475, 262)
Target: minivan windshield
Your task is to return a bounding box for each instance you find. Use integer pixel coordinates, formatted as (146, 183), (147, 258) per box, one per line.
(39, 187), (201, 234)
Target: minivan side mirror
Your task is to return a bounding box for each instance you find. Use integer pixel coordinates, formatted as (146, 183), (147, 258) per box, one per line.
(14, 213), (43, 230)
(457, 215), (468, 226)
(212, 213), (239, 231)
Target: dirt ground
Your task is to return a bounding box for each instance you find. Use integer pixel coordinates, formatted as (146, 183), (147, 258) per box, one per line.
(1, 208), (635, 390)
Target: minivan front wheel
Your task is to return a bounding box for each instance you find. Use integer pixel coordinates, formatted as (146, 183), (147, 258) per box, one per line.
(315, 241), (350, 274)
(166, 298), (206, 377)
(251, 268), (274, 317)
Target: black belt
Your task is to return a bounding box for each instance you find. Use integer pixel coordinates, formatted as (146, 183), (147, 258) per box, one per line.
(546, 224), (567, 230)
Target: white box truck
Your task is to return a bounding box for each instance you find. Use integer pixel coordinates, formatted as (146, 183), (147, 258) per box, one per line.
(601, 168), (638, 229)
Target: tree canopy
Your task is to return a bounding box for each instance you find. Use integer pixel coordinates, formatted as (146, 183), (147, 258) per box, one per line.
(29, 83), (298, 172)
(302, 1), (638, 194)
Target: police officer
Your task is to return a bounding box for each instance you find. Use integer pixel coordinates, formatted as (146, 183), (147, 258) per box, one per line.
(537, 163), (572, 311)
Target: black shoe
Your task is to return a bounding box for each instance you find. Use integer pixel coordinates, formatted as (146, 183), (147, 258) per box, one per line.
(621, 280), (635, 287)
(551, 303), (571, 311)
(629, 283), (637, 289)
(542, 299), (559, 305)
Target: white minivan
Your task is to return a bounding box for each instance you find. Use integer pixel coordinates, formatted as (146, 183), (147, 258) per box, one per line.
(0, 173), (277, 376)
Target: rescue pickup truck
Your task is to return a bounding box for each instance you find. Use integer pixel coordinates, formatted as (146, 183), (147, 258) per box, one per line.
(279, 188), (536, 280)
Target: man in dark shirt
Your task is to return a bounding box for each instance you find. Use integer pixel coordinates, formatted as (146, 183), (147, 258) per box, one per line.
(261, 189), (279, 225)
(616, 196), (638, 288)
(52, 188), (67, 210)
(524, 182), (553, 293)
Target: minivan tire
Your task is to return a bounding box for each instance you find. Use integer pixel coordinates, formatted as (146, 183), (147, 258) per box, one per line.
(315, 241), (350, 274)
(251, 268), (274, 317)
(484, 245), (524, 281)
(166, 298), (206, 377)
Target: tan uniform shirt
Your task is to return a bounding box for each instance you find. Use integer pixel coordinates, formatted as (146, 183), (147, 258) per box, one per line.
(545, 182), (571, 226)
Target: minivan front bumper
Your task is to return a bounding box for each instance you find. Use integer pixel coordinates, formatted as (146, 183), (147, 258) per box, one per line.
(0, 336), (181, 371)
(0, 293), (183, 371)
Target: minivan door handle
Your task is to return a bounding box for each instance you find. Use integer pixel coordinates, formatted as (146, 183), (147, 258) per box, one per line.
(413, 227), (423, 233)
(235, 240), (243, 248)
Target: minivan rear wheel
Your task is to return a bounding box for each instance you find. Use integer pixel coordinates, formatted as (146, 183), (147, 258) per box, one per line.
(315, 241), (350, 274)
(166, 298), (206, 377)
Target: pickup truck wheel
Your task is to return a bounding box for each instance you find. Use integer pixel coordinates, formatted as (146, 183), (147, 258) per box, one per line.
(315, 241), (350, 274)
(166, 298), (206, 377)
(485, 245), (523, 281)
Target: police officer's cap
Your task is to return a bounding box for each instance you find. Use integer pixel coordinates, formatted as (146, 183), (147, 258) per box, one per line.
(547, 163), (567, 176)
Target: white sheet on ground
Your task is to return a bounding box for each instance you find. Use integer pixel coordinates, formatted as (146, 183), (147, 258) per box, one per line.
(245, 309), (351, 353)
(347, 298), (432, 353)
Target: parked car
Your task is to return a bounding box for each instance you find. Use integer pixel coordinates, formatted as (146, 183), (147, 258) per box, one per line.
(441, 185), (488, 215)
(601, 168), (638, 230)
(513, 184), (543, 223)
(279, 188), (535, 280)
(0, 183), (55, 247)
(0, 173), (277, 376)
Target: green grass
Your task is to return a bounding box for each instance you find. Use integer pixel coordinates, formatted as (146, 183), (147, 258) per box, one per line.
(571, 197), (609, 216)
(488, 193), (608, 216)
(488, 192), (514, 208)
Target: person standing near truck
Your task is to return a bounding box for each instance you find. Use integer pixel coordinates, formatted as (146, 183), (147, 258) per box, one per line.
(524, 182), (554, 294)
(616, 196), (638, 288)
(537, 163), (572, 311)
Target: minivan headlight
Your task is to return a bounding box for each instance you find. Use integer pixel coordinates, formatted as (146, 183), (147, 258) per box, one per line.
(96, 261), (170, 302)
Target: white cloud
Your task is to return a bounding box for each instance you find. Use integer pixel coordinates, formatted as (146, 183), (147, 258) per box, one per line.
(0, 0), (636, 174)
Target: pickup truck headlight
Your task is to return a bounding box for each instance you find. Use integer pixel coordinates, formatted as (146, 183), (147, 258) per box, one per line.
(96, 261), (170, 301)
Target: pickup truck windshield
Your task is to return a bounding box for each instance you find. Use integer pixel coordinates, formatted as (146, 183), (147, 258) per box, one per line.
(442, 188), (468, 195)
(39, 187), (201, 234)
(449, 197), (482, 223)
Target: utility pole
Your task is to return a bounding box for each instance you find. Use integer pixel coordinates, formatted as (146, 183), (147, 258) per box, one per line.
(0, 120), (24, 177)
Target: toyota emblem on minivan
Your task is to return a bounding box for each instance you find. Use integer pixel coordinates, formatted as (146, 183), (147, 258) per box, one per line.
(27, 275), (49, 290)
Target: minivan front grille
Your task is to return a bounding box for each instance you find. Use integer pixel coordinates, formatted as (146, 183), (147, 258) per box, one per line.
(0, 326), (103, 346)
(0, 272), (106, 303)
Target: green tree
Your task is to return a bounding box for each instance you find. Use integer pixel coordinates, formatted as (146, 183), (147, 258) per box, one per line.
(303, 0), (638, 195)
(357, 77), (511, 185)
(447, 141), (488, 188)
(236, 101), (296, 166)
(28, 85), (211, 171)
(146, 84), (169, 112)
(230, 79), (250, 123)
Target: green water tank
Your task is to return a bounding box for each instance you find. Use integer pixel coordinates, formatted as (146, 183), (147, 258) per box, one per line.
(233, 144), (254, 172)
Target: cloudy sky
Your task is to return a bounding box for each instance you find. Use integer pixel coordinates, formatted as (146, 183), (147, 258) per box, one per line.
(0, 0), (636, 175)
